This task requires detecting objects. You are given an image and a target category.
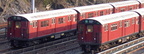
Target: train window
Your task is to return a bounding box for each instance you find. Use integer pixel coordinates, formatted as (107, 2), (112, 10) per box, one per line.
(111, 24), (117, 31)
(32, 22), (34, 27)
(33, 21), (37, 28)
(52, 18), (55, 24)
(143, 15), (144, 21)
(81, 13), (85, 18)
(95, 11), (97, 16)
(41, 20), (49, 27)
(132, 18), (135, 24)
(58, 18), (64, 24)
(120, 21), (122, 27)
(74, 15), (77, 22)
(87, 25), (93, 32)
(124, 21), (130, 27)
(16, 22), (21, 28)
(136, 20), (139, 24)
(79, 25), (83, 32)
(136, 5), (138, 9)
(104, 24), (108, 31)
(100, 11), (104, 16)
(129, 7), (133, 10)
(120, 8), (125, 12)
(142, 4), (144, 8)
(106, 10), (109, 14)
(88, 13), (94, 18)
(68, 16), (72, 21)
(8, 21), (12, 28)
(110, 9), (113, 14)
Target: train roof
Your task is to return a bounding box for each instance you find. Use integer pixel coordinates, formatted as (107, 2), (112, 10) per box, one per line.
(85, 11), (139, 25)
(72, 4), (113, 13)
(128, 0), (144, 3)
(132, 8), (144, 15)
(110, 0), (139, 8)
(15, 9), (77, 21)
(138, 0), (144, 3)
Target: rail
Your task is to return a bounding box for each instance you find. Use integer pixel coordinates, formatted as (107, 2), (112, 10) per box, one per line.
(98, 36), (144, 54)
(3, 36), (80, 54)
(0, 22), (7, 29)
(114, 41), (144, 54)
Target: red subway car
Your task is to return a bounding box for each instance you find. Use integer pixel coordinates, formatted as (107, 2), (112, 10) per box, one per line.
(7, 0), (144, 47)
(77, 8), (144, 52)
(7, 9), (77, 47)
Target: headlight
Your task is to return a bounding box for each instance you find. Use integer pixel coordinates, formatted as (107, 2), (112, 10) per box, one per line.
(94, 38), (96, 40)
(51, 36), (54, 38)
(10, 33), (12, 35)
(21, 34), (23, 36)
(61, 33), (64, 36)
(81, 37), (84, 39)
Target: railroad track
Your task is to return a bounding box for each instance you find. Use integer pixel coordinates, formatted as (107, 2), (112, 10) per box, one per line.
(3, 36), (82, 54)
(97, 36), (144, 54)
(0, 22), (7, 29)
(127, 45), (144, 54)
(23, 39), (82, 54)
(0, 29), (8, 45)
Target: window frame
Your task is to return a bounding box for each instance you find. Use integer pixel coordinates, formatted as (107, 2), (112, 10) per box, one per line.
(104, 24), (108, 31)
(88, 12), (94, 18)
(119, 21), (122, 27)
(68, 15), (72, 21)
(87, 25), (93, 32)
(124, 20), (130, 27)
(52, 18), (55, 24)
(120, 8), (125, 12)
(111, 23), (118, 31)
(129, 6), (133, 10)
(15, 22), (21, 28)
(81, 13), (85, 18)
(41, 20), (49, 27)
(8, 21), (12, 28)
(58, 17), (64, 24)
(132, 18), (135, 24)
(100, 11), (104, 16)
(32, 21), (37, 28)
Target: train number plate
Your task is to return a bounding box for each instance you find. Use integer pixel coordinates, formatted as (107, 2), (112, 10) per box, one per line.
(55, 34), (61, 39)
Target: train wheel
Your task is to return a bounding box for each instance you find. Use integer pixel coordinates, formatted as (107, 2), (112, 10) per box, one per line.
(10, 40), (20, 48)
(28, 42), (34, 46)
(81, 45), (91, 53)
(85, 45), (91, 53)
(90, 50), (94, 54)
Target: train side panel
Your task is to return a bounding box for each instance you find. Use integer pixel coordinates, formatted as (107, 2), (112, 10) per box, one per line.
(111, 1), (140, 13)
(93, 25), (102, 44)
(132, 8), (144, 32)
(55, 16), (67, 33)
(29, 21), (37, 39)
(73, 4), (113, 21)
(108, 22), (122, 42)
(7, 17), (29, 39)
(37, 18), (52, 37)
(71, 14), (77, 29)
(141, 15), (144, 31)
(138, 0), (144, 8)
(123, 17), (139, 37)
(101, 24), (109, 44)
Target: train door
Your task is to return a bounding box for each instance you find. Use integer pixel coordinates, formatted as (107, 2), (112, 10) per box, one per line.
(84, 25), (94, 42)
(21, 21), (28, 38)
(12, 21), (22, 38)
(67, 15), (72, 29)
(7, 21), (13, 38)
(78, 24), (84, 41)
